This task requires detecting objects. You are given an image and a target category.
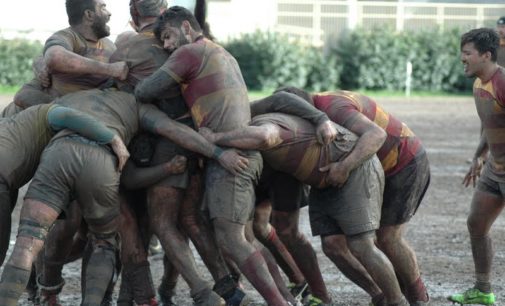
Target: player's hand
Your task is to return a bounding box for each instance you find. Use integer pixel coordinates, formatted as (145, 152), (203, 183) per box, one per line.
(320, 162), (350, 187)
(109, 135), (130, 172)
(164, 155), (187, 174)
(217, 149), (249, 175)
(109, 61), (129, 81)
(316, 120), (337, 145)
(33, 56), (51, 88)
(199, 127), (217, 143)
(462, 157), (484, 188)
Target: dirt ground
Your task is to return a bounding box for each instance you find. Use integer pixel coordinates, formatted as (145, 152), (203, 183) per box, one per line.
(1, 94), (504, 306)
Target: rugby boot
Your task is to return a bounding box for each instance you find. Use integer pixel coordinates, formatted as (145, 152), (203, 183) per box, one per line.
(448, 288), (495, 305)
(288, 281), (309, 304)
(192, 286), (226, 306)
(304, 295), (330, 306)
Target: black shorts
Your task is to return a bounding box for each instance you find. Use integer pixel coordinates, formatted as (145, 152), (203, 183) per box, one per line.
(255, 164), (309, 212)
(380, 150), (430, 225)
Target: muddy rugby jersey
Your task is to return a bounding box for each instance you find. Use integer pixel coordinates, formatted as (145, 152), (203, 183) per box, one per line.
(111, 26), (189, 121)
(473, 66), (505, 180)
(251, 113), (357, 188)
(43, 27), (116, 96)
(0, 104), (55, 188)
(159, 37), (250, 132)
(312, 91), (422, 176)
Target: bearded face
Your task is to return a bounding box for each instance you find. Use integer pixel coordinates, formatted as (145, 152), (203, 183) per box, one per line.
(92, 12), (110, 38)
(91, 0), (111, 38)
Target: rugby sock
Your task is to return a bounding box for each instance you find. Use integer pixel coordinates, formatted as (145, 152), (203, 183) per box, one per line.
(288, 234), (330, 302)
(259, 246), (295, 303)
(0, 264), (32, 306)
(81, 244), (116, 306)
(239, 250), (288, 306)
(471, 235), (492, 293)
(259, 227), (305, 285)
(405, 276), (428, 303)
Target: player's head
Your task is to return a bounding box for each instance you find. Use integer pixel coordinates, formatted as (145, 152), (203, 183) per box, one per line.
(66, 0), (111, 38)
(129, 0), (167, 27)
(497, 16), (505, 39)
(154, 6), (202, 52)
(274, 86), (313, 105)
(460, 28), (499, 77)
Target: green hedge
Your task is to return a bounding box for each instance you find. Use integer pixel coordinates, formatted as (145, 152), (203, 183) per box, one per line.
(330, 26), (472, 92)
(224, 31), (340, 92)
(0, 38), (42, 87)
(224, 27), (473, 93)
(0, 28), (472, 93)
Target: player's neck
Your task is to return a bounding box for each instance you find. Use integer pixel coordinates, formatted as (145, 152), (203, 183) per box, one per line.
(478, 63), (499, 83)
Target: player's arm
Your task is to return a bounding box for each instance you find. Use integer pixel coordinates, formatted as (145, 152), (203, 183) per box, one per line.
(134, 69), (180, 104)
(44, 45), (128, 80)
(463, 128), (488, 188)
(14, 80), (54, 109)
(199, 123), (282, 151)
(139, 104), (248, 175)
(120, 155), (186, 190)
(47, 106), (129, 170)
(251, 92), (336, 144)
(320, 113), (386, 187)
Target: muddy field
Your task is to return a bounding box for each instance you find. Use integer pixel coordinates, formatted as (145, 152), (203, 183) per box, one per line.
(1, 95), (504, 306)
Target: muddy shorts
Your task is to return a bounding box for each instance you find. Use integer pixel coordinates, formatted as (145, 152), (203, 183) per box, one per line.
(149, 135), (199, 189)
(477, 161), (505, 197)
(381, 150), (431, 225)
(309, 155), (384, 237)
(0, 180), (18, 212)
(255, 164), (309, 212)
(203, 150), (263, 224)
(25, 136), (120, 228)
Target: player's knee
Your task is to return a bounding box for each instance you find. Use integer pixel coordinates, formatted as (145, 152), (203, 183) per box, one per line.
(346, 231), (376, 259)
(321, 235), (348, 258)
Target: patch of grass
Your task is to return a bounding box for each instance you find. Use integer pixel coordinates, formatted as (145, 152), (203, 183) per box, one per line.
(359, 89), (472, 98)
(0, 85), (19, 95)
(249, 88), (472, 100)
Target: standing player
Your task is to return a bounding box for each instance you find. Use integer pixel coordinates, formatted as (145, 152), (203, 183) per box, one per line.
(448, 28), (504, 305)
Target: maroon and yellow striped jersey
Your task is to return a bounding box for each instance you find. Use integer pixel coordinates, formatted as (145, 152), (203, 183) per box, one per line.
(159, 37), (251, 132)
(251, 113), (357, 188)
(473, 66), (505, 180)
(43, 27), (116, 96)
(312, 91), (422, 176)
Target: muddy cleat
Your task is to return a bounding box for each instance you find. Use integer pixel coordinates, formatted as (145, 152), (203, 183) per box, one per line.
(304, 295), (330, 306)
(448, 288), (495, 305)
(288, 281), (310, 303)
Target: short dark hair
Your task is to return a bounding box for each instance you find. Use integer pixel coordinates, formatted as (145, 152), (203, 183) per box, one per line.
(274, 86), (312, 104)
(497, 16), (505, 25)
(154, 6), (202, 40)
(66, 0), (96, 26)
(461, 28), (499, 62)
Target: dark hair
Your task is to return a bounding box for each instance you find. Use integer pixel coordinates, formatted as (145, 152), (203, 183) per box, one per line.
(154, 6), (202, 40)
(461, 28), (499, 62)
(66, 0), (96, 26)
(274, 86), (312, 104)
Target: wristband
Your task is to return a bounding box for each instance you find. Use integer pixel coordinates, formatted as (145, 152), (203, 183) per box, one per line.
(212, 147), (224, 159)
